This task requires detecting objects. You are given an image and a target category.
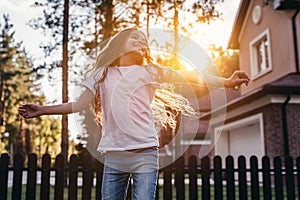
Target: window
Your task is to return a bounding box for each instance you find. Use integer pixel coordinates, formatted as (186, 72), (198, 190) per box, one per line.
(250, 29), (272, 79)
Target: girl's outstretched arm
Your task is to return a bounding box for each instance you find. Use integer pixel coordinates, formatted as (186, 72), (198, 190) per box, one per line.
(201, 70), (250, 88)
(169, 70), (250, 88)
(18, 89), (94, 119)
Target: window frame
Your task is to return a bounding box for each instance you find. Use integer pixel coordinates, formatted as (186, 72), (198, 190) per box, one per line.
(249, 29), (272, 80)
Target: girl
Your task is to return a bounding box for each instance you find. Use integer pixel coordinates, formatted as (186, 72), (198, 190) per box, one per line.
(18, 28), (250, 200)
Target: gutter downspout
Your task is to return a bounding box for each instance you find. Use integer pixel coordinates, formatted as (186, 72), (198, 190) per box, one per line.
(281, 10), (300, 157)
(281, 95), (291, 157)
(292, 10), (300, 73)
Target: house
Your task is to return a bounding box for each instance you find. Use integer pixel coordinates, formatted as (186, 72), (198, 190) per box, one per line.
(193, 0), (300, 166)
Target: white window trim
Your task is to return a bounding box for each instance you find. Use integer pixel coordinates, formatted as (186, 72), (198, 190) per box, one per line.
(214, 113), (265, 156)
(249, 29), (273, 80)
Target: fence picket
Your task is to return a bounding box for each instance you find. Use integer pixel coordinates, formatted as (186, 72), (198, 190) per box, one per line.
(238, 156), (247, 200)
(201, 156), (210, 200)
(225, 156), (235, 200)
(189, 155), (198, 200)
(0, 153), (9, 200)
(54, 154), (65, 200)
(40, 154), (51, 200)
(163, 164), (172, 200)
(250, 156), (259, 200)
(82, 154), (93, 200)
(26, 153), (37, 200)
(68, 154), (78, 200)
(94, 160), (104, 200)
(156, 176), (159, 200)
(274, 156), (284, 200)
(213, 156), (223, 200)
(12, 153), (24, 200)
(175, 156), (184, 200)
(262, 156), (272, 200)
(297, 157), (300, 200)
(285, 156), (295, 200)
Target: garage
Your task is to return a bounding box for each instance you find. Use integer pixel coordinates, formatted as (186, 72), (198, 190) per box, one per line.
(214, 113), (265, 167)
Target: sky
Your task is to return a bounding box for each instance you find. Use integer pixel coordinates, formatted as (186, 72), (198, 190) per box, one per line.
(0, 0), (241, 139)
(0, 0), (241, 61)
(0, 0), (45, 59)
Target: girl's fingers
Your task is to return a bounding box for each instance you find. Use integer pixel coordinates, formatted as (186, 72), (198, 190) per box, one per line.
(18, 104), (35, 118)
(19, 104), (33, 109)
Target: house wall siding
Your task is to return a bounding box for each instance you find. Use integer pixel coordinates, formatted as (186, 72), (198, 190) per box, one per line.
(263, 104), (284, 158)
(287, 104), (300, 157)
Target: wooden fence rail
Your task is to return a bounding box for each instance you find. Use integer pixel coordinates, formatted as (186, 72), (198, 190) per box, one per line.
(0, 153), (299, 200)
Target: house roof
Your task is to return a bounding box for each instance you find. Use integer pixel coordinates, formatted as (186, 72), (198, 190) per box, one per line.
(200, 73), (300, 120)
(263, 73), (300, 94)
(227, 0), (251, 49)
(227, 0), (300, 49)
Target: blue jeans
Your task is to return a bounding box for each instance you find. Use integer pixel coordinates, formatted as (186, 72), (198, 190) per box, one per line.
(101, 165), (158, 200)
(101, 148), (158, 200)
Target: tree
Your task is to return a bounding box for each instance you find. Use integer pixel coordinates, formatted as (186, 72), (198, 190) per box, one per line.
(138, 0), (224, 69)
(206, 44), (239, 78)
(29, 0), (71, 160)
(61, 0), (69, 163)
(0, 15), (62, 162)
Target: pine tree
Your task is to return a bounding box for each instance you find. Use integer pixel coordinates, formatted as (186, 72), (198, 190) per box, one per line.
(0, 15), (61, 162)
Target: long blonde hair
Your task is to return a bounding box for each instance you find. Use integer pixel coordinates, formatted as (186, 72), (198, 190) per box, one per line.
(86, 28), (197, 129)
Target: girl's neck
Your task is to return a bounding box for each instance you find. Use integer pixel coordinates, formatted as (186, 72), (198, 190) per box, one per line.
(119, 52), (143, 66)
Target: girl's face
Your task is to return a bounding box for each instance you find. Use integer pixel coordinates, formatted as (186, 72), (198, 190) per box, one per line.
(123, 30), (148, 58)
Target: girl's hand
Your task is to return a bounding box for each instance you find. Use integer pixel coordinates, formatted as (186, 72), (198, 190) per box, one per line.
(225, 70), (251, 88)
(18, 104), (42, 119)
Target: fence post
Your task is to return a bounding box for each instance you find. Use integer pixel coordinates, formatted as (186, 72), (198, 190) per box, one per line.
(94, 159), (103, 200)
(285, 156), (295, 200)
(201, 156), (210, 200)
(189, 155), (198, 200)
(250, 156), (259, 200)
(82, 154), (93, 200)
(0, 153), (9, 200)
(238, 156), (247, 200)
(225, 155), (235, 200)
(213, 156), (223, 200)
(155, 176), (159, 200)
(175, 156), (185, 200)
(54, 154), (65, 200)
(26, 153), (37, 200)
(12, 153), (24, 200)
(163, 164), (172, 200)
(274, 156), (284, 200)
(262, 156), (272, 200)
(297, 157), (300, 200)
(40, 154), (51, 200)
(68, 154), (78, 200)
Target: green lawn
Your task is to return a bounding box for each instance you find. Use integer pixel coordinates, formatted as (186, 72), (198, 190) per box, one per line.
(6, 184), (298, 200)
(7, 185), (97, 200)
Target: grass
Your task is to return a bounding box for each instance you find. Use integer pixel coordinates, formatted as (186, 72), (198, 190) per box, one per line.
(7, 185), (97, 200)
(6, 183), (298, 200)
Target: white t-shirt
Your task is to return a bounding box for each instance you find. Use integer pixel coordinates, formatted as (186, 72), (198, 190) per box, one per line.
(83, 65), (170, 152)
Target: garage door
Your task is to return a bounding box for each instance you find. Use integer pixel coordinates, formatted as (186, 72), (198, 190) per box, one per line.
(229, 122), (264, 166)
(214, 114), (265, 167)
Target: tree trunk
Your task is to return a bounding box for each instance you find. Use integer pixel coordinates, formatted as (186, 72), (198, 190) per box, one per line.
(61, 0), (69, 160)
(103, 0), (114, 40)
